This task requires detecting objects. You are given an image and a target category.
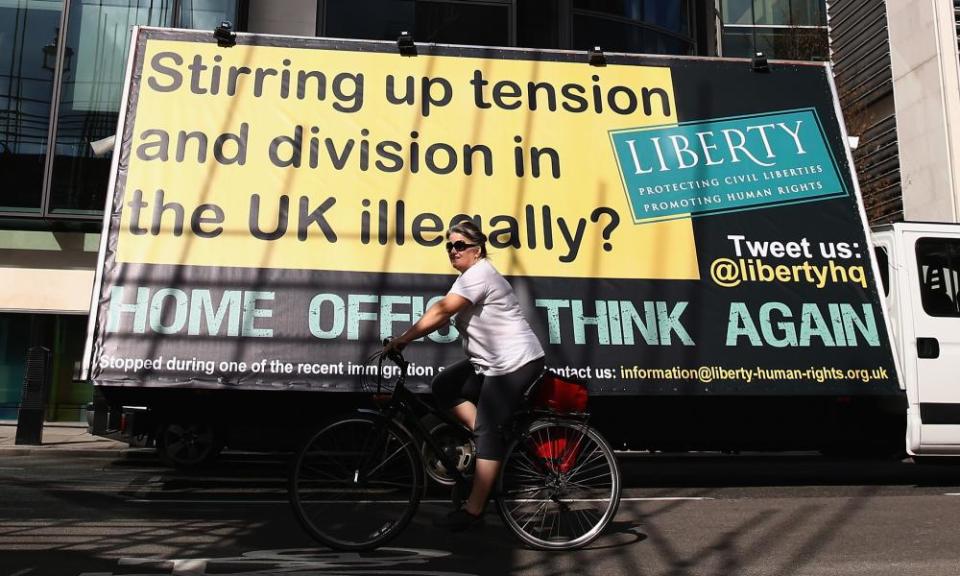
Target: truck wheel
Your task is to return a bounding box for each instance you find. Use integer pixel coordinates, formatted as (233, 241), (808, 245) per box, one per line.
(156, 422), (224, 468)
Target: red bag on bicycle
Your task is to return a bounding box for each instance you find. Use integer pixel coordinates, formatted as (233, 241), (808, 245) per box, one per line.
(534, 433), (582, 474)
(532, 370), (588, 414)
(530, 371), (589, 473)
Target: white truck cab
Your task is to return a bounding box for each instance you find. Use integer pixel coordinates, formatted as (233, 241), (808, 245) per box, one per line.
(873, 222), (960, 456)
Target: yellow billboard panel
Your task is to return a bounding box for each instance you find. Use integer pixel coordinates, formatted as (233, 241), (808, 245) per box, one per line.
(117, 39), (698, 280)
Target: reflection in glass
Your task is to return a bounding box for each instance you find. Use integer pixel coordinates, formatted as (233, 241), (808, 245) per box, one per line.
(325, 0), (415, 41)
(415, 2), (509, 46)
(325, 0), (509, 47)
(645, 29), (690, 54)
(721, 0), (827, 59)
(574, 0), (689, 34)
(789, 27), (827, 60)
(791, 0), (824, 26)
(574, 15), (642, 53)
(574, 0), (643, 21)
(49, 0), (238, 214)
(721, 0), (753, 25)
(644, 0), (688, 34)
(752, 0), (790, 25)
(753, 27), (826, 60)
(48, 0), (174, 214)
(573, 14), (692, 55)
(723, 0), (826, 27)
(179, 0), (237, 30)
(518, 0), (560, 49)
(0, 0), (63, 213)
(721, 28), (754, 57)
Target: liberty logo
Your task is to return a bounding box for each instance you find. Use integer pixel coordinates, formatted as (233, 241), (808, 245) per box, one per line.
(610, 109), (847, 223)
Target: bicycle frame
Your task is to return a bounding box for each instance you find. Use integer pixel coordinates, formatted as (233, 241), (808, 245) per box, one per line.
(376, 351), (474, 492)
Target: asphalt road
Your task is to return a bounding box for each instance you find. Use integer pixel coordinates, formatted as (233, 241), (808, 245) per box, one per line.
(2, 450), (960, 576)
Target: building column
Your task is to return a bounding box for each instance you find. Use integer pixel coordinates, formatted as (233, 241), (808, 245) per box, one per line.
(886, 0), (960, 222)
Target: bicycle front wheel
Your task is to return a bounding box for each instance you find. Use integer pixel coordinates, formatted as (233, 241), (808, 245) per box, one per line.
(497, 419), (621, 550)
(289, 413), (423, 551)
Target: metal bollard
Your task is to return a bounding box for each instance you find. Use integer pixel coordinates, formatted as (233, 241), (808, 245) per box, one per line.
(16, 347), (52, 446)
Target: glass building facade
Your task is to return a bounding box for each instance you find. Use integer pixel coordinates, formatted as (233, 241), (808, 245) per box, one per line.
(1, 0), (238, 219)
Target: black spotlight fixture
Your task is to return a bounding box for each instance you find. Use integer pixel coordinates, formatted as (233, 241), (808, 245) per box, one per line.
(589, 46), (606, 67)
(397, 30), (416, 56)
(751, 51), (770, 73)
(214, 20), (236, 47)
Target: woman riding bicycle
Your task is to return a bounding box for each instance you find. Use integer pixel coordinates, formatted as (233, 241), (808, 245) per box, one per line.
(385, 220), (545, 531)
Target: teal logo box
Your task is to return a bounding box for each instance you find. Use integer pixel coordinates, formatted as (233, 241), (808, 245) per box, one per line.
(610, 109), (848, 223)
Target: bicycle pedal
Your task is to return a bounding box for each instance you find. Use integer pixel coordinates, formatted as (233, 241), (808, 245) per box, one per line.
(369, 521), (395, 540)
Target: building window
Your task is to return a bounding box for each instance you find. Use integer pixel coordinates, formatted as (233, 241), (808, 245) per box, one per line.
(0, 312), (91, 421)
(179, 0), (238, 30)
(322, 0), (511, 47)
(719, 0), (827, 60)
(0, 0), (64, 214)
(0, 313), (31, 420)
(0, 0), (239, 221)
(48, 0), (176, 215)
(571, 0), (694, 54)
(415, 1), (509, 46)
(324, 0), (413, 41)
(323, 0), (695, 55)
(517, 0), (559, 49)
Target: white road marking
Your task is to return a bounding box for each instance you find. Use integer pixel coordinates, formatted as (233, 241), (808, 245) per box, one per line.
(116, 547), (477, 576)
(623, 497), (714, 501)
(127, 499), (288, 504)
(127, 496), (713, 504)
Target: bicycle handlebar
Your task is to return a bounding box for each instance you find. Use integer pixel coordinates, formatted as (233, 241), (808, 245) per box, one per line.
(381, 338), (407, 366)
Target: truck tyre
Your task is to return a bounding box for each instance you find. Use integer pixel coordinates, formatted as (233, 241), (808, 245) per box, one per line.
(156, 422), (224, 468)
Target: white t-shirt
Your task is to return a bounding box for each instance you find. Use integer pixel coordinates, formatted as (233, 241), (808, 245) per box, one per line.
(448, 259), (545, 376)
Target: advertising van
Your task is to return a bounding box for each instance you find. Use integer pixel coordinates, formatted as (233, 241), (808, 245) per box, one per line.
(82, 27), (960, 465)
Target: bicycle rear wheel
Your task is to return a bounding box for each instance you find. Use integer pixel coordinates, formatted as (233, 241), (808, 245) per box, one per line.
(289, 413), (423, 550)
(496, 419), (621, 550)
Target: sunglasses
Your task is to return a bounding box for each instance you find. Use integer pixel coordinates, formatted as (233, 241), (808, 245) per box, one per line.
(445, 240), (478, 252)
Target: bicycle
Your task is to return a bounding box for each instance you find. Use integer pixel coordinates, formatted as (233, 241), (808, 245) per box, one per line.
(288, 345), (621, 551)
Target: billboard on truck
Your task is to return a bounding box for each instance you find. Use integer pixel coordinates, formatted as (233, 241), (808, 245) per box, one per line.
(84, 27), (900, 397)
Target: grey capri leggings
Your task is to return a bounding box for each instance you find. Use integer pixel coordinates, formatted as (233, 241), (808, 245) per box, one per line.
(431, 356), (546, 460)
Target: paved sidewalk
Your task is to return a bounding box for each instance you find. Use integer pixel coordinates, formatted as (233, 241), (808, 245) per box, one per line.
(0, 420), (130, 456)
